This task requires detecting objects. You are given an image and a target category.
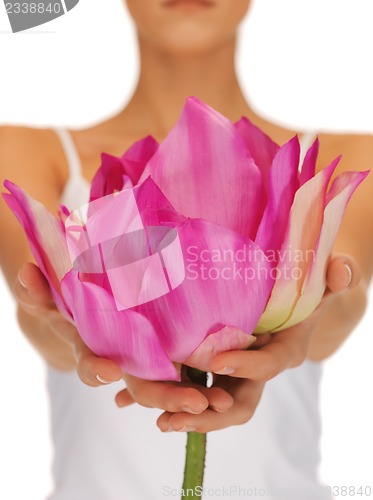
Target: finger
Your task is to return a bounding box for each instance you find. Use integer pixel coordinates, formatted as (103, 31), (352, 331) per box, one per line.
(122, 373), (232, 414)
(14, 263), (78, 345)
(15, 265), (124, 388)
(76, 345), (123, 387)
(14, 262), (55, 314)
(157, 380), (263, 433)
(115, 388), (135, 408)
(251, 333), (272, 349)
(326, 254), (360, 294)
(117, 385), (231, 412)
(123, 373), (209, 413)
(18, 262), (53, 299)
(197, 385), (234, 412)
(210, 319), (315, 380)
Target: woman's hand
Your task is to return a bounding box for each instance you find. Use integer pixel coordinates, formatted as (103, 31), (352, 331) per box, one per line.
(14, 262), (123, 384)
(118, 371), (234, 416)
(14, 262), (234, 415)
(156, 254), (362, 433)
(209, 254), (361, 378)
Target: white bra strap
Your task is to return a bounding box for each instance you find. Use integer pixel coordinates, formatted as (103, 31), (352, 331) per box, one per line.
(54, 128), (82, 179)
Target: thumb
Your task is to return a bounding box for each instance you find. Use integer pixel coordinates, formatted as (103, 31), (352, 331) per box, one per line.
(14, 262), (55, 313)
(326, 254), (361, 294)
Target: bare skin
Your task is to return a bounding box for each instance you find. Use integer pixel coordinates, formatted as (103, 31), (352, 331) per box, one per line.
(0, 0), (372, 433)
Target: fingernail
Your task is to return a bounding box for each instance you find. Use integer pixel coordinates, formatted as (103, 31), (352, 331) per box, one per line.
(344, 263), (352, 287)
(96, 374), (113, 384)
(164, 427), (174, 433)
(18, 269), (27, 289)
(209, 405), (225, 413)
(181, 405), (202, 415)
(176, 426), (196, 432)
(213, 366), (235, 375)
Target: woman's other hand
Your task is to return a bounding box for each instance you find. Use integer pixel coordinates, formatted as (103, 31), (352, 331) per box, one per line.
(156, 254), (364, 433)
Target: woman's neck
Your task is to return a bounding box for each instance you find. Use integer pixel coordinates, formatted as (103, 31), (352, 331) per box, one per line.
(123, 36), (251, 139)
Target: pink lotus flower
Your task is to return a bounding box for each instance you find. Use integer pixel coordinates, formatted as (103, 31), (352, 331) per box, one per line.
(3, 98), (367, 380)
(91, 97), (368, 333)
(3, 176), (273, 380)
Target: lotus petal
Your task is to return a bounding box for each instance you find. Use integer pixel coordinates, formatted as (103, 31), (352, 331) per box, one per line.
(136, 217), (274, 364)
(61, 269), (179, 381)
(235, 116), (279, 189)
(254, 159), (340, 333)
(299, 137), (319, 186)
(139, 97), (265, 239)
(255, 137), (300, 254)
(3, 181), (72, 316)
(277, 170), (369, 330)
(90, 135), (158, 201)
(184, 325), (256, 372)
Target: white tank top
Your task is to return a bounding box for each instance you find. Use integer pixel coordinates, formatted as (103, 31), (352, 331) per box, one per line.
(47, 128), (328, 500)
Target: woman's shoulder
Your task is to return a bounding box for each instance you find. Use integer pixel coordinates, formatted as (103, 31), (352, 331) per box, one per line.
(0, 124), (64, 168)
(0, 124), (62, 154)
(258, 113), (372, 173)
(0, 125), (67, 202)
(316, 131), (373, 172)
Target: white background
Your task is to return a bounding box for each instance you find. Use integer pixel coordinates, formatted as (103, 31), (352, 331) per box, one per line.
(0, 0), (372, 498)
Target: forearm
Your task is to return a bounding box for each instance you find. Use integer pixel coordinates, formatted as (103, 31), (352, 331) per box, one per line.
(17, 306), (76, 371)
(307, 280), (368, 361)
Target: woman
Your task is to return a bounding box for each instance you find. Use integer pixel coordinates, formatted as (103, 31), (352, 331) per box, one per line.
(0, 0), (372, 498)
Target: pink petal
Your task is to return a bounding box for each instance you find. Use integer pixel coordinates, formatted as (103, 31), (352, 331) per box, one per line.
(139, 97), (265, 239)
(278, 170), (369, 330)
(61, 269), (179, 381)
(185, 326), (257, 372)
(299, 137), (319, 186)
(254, 159), (340, 333)
(235, 116), (279, 190)
(255, 137), (301, 254)
(104, 226), (185, 310)
(65, 178), (185, 265)
(137, 217), (273, 363)
(121, 135), (159, 184)
(89, 136), (158, 201)
(3, 181), (72, 316)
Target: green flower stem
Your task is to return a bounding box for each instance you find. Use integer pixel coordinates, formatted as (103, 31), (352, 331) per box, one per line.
(182, 431), (207, 498)
(182, 368), (207, 499)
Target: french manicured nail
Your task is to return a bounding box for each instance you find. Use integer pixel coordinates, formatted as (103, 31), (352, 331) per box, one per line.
(344, 263), (352, 287)
(18, 269), (28, 289)
(176, 426), (196, 432)
(213, 366), (235, 375)
(96, 374), (113, 384)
